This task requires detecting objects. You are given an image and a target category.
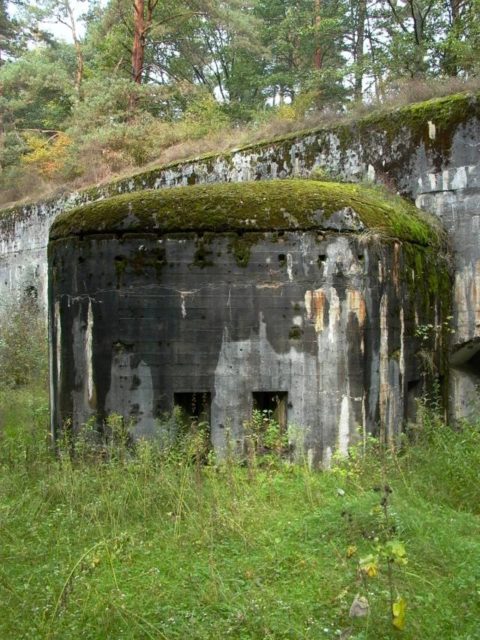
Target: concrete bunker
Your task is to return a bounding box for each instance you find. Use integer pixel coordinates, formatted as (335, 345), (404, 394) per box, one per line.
(48, 179), (451, 464)
(450, 340), (480, 420)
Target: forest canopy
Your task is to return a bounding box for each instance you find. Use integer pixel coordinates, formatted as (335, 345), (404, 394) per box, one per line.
(0, 0), (479, 205)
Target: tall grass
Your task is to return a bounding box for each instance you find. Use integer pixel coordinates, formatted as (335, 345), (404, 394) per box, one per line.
(0, 387), (479, 639)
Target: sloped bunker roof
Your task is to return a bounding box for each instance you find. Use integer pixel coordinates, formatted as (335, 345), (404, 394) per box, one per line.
(50, 179), (442, 246)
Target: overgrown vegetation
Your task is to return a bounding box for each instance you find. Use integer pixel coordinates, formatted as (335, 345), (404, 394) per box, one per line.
(1, 0), (480, 207)
(2, 78), (480, 209)
(0, 382), (479, 639)
(0, 288), (48, 389)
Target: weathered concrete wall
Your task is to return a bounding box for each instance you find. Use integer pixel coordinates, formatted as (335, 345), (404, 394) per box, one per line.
(2, 91), (480, 418)
(0, 194), (81, 306)
(0, 94), (477, 304)
(49, 227), (448, 463)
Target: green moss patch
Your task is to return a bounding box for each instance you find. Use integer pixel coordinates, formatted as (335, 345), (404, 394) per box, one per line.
(357, 92), (476, 135)
(228, 232), (264, 267)
(354, 92), (478, 166)
(213, 91), (479, 159)
(50, 179), (443, 247)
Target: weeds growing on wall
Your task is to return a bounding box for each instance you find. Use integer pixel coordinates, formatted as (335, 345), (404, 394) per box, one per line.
(1, 385), (480, 638)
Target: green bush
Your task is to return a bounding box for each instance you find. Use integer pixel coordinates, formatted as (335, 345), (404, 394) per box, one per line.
(0, 290), (48, 389)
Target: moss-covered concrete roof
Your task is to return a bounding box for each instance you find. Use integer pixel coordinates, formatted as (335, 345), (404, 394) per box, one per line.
(49, 179), (442, 246)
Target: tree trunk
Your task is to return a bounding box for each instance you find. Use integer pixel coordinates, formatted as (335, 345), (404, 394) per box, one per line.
(354, 0), (366, 101)
(444, 0), (463, 75)
(409, 0), (427, 77)
(366, 21), (383, 103)
(64, 0), (84, 99)
(314, 0), (322, 69)
(450, 0), (462, 20)
(132, 0), (146, 84)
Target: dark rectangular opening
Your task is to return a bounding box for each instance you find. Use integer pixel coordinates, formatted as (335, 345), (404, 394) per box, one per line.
(252, 391), (288, 428)
(406, 379), (421, 422)
(173, 392), (211, 422)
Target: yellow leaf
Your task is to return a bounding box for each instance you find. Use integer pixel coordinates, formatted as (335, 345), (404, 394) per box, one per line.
(392, 596), (407, 630)
(22, 131), (72, 179)
(359, 555), (379, 578)
(346, 545), (357, 558)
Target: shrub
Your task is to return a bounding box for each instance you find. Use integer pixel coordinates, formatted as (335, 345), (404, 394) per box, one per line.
(0, 289), (48, 389)
(21, 131), (73, 180)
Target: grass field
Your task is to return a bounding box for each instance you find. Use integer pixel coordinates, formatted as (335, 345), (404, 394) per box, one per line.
(0, 387), (479, 639)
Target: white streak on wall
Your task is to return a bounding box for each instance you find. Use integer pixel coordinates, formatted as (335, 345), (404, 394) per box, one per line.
(328, 288), (340, 344)
(304, 290), (312, 318)
(55, 300), (61, 399)
(86, 300), (94, 405)
(322, 446), (332, 468)
(338, 395), (350, 456)
(256, 282), (283, 289)
(362, 393), (367, 453)
(379, 294), (389, 429)
(287, 252), (293, 281)
(451, 165), (468, 190)
(179, 290), (197, 319)
(399, 307), (405, 379)
(378, 260), (384, 284)
(300, 234), (312, 275)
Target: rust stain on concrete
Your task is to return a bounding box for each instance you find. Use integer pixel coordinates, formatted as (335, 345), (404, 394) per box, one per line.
(347, 289), (366, 327)
(305, 288), (327, 333)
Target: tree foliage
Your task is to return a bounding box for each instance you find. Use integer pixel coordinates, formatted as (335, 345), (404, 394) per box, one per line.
(0, 0), (479, 204)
